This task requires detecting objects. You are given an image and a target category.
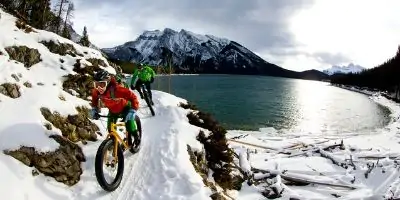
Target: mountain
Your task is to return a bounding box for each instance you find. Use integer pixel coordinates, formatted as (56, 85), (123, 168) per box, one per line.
(102, 28), (326, 80)
(298, 69), (330, 81)
(323, 63), (365, 75)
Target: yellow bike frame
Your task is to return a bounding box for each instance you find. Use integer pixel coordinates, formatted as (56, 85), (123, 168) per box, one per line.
(106, 122), (131, 161)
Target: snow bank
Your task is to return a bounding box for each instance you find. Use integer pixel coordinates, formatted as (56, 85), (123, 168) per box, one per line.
(0, 8), (212, 200)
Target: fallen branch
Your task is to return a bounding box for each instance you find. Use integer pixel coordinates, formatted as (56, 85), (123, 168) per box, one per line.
(227, 139), (280, 151)
(322, 140), (345, 151)
(349, 155), (356, 170)
(252, 167), (357, 190)
(239, 150), (252, 177)
(357, 156), (400, 160)
(364, 162), (375, 179)
(317, 148), (349, 169)
(286, 143), (347, 158)
(306, 164), (354, 186)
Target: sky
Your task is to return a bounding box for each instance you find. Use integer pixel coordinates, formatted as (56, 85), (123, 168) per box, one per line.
(66, 0), (400, 72)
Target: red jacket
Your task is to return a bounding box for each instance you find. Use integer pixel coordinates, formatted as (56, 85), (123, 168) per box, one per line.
(91, 77), (139, 113)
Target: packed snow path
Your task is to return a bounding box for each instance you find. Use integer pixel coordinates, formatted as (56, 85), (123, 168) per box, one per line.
(70, 91), (212, 200)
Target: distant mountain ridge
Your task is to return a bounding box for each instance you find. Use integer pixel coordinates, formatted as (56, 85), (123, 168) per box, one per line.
(323, 63), (365, 75)
(101, 28), (328, 80)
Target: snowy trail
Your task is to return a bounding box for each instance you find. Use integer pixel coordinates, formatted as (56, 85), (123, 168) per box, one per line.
(67, 91), (212, 200)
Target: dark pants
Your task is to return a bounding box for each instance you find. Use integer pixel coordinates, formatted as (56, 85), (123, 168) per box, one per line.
(135, 79), (153, 100)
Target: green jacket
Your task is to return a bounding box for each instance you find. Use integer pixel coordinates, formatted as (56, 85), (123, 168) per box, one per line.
(140, 65), (156, 81)
(115, 73), (129, 88)
(130, 65), (156, 86)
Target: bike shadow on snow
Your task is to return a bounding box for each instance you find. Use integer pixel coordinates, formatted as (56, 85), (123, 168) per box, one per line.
(73, 151), (139, 199)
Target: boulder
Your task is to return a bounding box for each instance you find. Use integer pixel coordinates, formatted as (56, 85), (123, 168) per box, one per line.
(4, 135), (85, 186)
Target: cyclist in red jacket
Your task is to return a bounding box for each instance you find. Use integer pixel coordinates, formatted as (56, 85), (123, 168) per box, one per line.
(90, 70), (141, 148)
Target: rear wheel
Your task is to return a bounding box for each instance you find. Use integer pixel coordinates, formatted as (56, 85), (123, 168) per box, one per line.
(95, 138), (124, 191)
(142, 85), (155, 116)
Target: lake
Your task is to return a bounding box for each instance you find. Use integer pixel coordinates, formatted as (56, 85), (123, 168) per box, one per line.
(150, 74), (390, 134)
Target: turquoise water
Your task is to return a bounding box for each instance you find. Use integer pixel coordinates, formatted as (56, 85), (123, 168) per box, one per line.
(150, 74), (390, 133)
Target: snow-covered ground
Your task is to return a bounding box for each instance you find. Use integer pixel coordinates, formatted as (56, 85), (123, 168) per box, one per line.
(227, 93), (400, 199)
(0, 8), (213, 200)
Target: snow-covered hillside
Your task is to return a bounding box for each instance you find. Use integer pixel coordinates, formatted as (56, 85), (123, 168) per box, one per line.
(323, 63), (365, 75)
(0, 8), (231, 200)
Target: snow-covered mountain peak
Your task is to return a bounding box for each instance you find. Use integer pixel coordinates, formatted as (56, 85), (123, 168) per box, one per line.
(323, 63), (365, 75)
(142, 29), (163, 37)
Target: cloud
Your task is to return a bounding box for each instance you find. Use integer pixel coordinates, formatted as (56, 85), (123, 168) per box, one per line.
(289, 0), (400, 70)
(67, 0), (400, 71)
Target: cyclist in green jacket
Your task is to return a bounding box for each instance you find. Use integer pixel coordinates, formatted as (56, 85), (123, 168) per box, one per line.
(115, 72), (128, 87)
(130, 63), (156, 104)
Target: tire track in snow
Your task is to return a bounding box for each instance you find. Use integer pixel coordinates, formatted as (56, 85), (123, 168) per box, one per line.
(116, 107), (174, 200)
(75, 93), (204, 200)
(110, 99), (158, 200)
(114, 104), (197, 200)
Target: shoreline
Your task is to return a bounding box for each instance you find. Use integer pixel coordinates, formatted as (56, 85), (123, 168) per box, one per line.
(332, 83), (400, 123)
(227, 84), (400, 137)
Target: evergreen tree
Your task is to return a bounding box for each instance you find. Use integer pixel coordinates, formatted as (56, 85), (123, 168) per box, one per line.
(61, 2), (73, 39)
(29, 0), (51, 29)
(54, 0), (69, 34)
(79, 26), (90, 47)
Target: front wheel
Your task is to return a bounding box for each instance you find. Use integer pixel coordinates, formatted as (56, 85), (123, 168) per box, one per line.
(127, 115), (143, 153)
(95, 138), (124, 191)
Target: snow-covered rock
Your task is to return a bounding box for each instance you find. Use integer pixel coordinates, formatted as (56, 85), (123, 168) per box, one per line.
(323, 63), (365, 75)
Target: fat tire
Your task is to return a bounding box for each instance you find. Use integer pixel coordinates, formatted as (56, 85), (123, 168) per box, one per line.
(95, 138), (124, 191)
(130, 115), (142, 153)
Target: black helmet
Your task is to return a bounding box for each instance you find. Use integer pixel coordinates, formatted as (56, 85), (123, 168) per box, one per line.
(93, 70), (110, 81)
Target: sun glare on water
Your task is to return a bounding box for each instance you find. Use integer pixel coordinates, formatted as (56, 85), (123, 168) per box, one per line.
(292, 80), (332, 134)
